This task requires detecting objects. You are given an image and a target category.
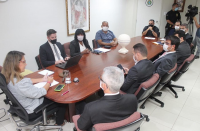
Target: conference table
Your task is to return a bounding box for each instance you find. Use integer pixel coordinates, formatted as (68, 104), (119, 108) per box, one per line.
(26, 36), (163, 122)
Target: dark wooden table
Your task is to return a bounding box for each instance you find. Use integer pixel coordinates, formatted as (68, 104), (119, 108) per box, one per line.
(26, 36), (163, 121)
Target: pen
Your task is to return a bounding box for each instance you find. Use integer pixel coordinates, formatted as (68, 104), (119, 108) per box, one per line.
(61, 90), (69, 96)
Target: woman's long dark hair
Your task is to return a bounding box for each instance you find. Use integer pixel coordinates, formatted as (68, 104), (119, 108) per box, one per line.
(74, 29), (87, 43)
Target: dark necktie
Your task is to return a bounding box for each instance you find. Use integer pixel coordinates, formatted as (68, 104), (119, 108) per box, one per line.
(53, 44), (61, 60)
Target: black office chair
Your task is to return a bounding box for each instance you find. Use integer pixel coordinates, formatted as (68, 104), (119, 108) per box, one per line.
(0, 73), (63, 131)
(166, 54), (195, 98)
(150, 64), (177, 107)
(134, 73), (160, 109)
(92, 39), (98, 49)
(35, 55), (44, 70)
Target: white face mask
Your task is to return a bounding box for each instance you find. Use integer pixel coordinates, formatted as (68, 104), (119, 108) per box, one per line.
(102, 26), (108, 32)
(100, 81), (104, 90)
(175, 26), (180, 30)
(133, 55), (138, 64)
(77, 35), (84, 41)
(180, 29), (185, 32)
(163, 43), (169, 51)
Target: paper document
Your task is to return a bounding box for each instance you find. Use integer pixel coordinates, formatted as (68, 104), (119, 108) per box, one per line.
(160, 38), (165, 41)
(38, 70), (54, 76)
(153, 42), (163, 45)
(34, 80), (59, 88)
(95, 48), (111, 53)
(145, 37), (156, 40)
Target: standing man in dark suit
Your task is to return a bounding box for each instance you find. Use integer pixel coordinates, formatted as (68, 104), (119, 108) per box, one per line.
(174, 30), (191, 67)
(39, 29), (70, 68)
(153, 36), (180, 77)
(77, 66), (138, 131)
(120, 43), (154, 94)
(165, 3), (181, 37)
(142, 19), (160, 37)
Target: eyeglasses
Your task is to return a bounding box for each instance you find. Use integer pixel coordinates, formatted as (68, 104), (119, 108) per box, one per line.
(20, 60), (26, 63)
(98, 75), (107, 86)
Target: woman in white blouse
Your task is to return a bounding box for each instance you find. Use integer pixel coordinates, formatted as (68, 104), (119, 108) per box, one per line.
(2, 51), (66, 126)
(69, 29), (92, 57)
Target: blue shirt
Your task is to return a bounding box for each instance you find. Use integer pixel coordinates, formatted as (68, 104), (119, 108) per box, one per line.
(167, 29), (175, 36)
(95, 30), (116, 47)
(196, 28), (200, 37)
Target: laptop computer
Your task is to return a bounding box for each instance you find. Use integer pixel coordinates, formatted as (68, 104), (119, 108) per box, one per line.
(56, 54), (82, 69)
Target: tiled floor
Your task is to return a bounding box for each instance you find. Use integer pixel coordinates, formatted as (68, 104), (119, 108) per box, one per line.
(0, 59), (200, 131)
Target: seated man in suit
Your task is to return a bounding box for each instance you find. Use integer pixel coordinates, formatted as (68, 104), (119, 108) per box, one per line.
(142, 19), (160, 37)
(153, 35), (180, 77)
(174, 30), (191, 67)
(120, 43), (154, 94)
(167, 21), (181, 36)
(180, 23), (193, 46)
(39, 29), (70, 68)
(95, 21), (118, 47)
(77, 66), (138, 130)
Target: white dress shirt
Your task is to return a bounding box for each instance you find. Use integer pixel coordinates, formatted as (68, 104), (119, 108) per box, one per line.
(79, 42), (86, 52)
(104, 92), (119, 96)
(48, 41), (63, 61)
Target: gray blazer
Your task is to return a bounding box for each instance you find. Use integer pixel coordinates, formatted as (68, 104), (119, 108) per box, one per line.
(8, 78), (46, 114)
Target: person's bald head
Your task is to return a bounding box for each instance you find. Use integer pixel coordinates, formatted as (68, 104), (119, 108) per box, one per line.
(101, 21), (109, 27)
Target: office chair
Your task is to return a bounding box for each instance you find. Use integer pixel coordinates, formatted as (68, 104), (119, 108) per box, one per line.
(63, 42), (71, 57)
(92, 39), (98, 49)
(134, 73), (160, 109)
(0, 73), (62, 131)
(150, 64), (177, 107)
(166, 54), (195, 98)
(73, 112), (144, 131)
(35, 55), (44, 70)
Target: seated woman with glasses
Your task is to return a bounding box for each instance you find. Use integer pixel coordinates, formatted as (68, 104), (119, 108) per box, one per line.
(69, 29), (92, 57)
(1, 51), (66, 126)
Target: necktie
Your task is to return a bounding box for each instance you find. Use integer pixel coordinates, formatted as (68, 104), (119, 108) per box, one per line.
(53, 44), (61, 60)
(153, 52), (167, 63)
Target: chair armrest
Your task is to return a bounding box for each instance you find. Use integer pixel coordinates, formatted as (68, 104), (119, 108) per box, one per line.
(72, 115), (84, 131)
(33, 100), (55, 114)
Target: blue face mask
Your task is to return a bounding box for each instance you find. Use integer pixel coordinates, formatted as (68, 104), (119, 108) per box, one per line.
(175, 7), (178, 11)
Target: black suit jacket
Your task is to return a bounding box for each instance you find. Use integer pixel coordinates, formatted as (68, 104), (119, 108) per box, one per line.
(77, 94), (138, 130)
(185, 33), (193, 46)
(154, 52), (177, 77)
(39, 41), (67, 68)
(176, 41), (191, 67)
(120, 59), (154, 94)
(70, 39), (91, 57)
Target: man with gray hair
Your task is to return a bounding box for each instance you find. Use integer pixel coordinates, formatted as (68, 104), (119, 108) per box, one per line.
(95, 21), (118, 47)
(77, 66), (138, 131)
(180, 23), (193, 47)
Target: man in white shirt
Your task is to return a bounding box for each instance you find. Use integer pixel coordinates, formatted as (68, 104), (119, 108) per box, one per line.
(39, 29), (70, 68)
(76, 66), (138, 131)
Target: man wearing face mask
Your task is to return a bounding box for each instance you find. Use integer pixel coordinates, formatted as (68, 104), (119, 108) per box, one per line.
(142, 19), (160, 37)
(180, 23), (193, 47)
(120, 43), (154, 94)
(39, 29), (70, 68)
(167, 21), (181, 36)
(70, 29), (92, 57)
(174, 30), (191, 68)
(76, 66), (137, 131)
(165, 3), (181, 37)
(95, 21), (118, 47)
(153, 36), (180, 77)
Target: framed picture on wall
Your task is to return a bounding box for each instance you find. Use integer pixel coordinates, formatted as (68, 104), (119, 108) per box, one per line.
(174, 0), (185, 12)
(66, 0), (90, 36)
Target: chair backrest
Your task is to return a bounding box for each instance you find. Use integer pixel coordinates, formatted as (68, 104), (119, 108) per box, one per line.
(35, 55), (44, 70)
(134, 73), (160, 105)
(92, 39), (98, 49)
(92, 112), (144, 131)
(0, 66), (2, 72)
(153, 64), (177, 94)
(0, 73), (29, 122)
(172, 54), (195, 81)
(63, 42), (71, 57)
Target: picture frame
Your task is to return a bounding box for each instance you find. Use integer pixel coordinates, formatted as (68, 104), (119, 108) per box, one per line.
(174, 0), (185, 12)
(66, 0), (90, 36)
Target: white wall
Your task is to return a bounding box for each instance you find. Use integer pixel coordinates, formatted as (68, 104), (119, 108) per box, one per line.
(0, 0), (135, 71)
